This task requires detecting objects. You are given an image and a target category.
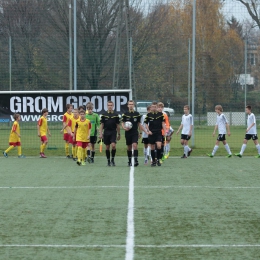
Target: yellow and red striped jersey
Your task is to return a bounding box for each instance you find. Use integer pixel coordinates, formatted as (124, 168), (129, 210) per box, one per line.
(9, 121), (20, 143)
(38, 116), (48, 136)
(75, 119), (91, 142)
(63, 112), (72, 133)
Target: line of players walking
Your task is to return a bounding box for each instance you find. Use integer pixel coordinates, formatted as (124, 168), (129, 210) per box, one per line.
(2, 101), (260, 163)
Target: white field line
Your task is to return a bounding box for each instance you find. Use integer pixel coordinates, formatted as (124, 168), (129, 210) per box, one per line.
(1, 185), (260, 189)
(0, 244), (260, 248)
(0, 186), (128, 189)
(136, 244), (260, 248)
(125, 157), (135, 260)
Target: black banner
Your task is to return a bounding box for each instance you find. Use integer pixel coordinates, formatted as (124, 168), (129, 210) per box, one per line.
(0, 91), (131, 122)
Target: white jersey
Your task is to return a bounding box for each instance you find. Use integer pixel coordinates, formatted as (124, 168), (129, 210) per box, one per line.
(247, 113), (257, 135)
(181, 114), (193, 135)
(141, 114), (148, 138)
(216, 113), (228, 134)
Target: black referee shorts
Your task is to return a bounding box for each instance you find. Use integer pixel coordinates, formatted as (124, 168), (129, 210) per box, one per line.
(103, 131), (117, 145)
(125, 134), (139, 146)
(148, 132), (162, 145)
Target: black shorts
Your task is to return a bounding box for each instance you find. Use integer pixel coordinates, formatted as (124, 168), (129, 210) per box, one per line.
(217, 134), (226, 141)
(90, 136), (97, 144)
(245, 134), (258, 141)
(181, 134), (191, 141)
(103, 132), (117, 145)
(142, 138), (149, 145)
(125, 134), (138, 146)
(148, 133), (163, 145)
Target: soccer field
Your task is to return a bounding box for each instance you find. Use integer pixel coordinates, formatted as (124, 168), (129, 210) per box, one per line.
(1, 157), (260, 259)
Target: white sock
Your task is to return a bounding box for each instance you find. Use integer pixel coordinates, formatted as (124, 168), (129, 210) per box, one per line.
(184, 146), (189, 156)
(256, 144), (260, 154)
(165, 144), (170, 154)
(147, 146), (151, 157)
(144, 147), (147, 157)
(224, 144), (232, 155)
(212, 145), (219, 156)
(188, 146), (191, 152)
(240, 144), (247, 155)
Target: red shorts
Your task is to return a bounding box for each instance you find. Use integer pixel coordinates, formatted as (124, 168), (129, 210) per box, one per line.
(69, 134), (77, 145)
(9, 142), (21, 147)
(41, 135), (48, 142)
(77, 141), (89, 148)
(63, 133), (70, 142)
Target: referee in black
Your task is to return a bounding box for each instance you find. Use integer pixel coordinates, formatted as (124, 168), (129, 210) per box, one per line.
(122, 100), (148, 167)
(144, 101), (167, 166)
(99, 100), (121, 166)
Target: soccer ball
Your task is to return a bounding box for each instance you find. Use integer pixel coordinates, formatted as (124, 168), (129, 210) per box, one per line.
(125, 121), (133, 130)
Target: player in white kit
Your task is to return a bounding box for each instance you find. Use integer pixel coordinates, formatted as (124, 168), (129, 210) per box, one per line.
(207, 105), (232, 158)
(141, 105), (151, 164)
(176, 105), (193, 158)
(235, 105), (260, 158)
(164, 126), (174, 158)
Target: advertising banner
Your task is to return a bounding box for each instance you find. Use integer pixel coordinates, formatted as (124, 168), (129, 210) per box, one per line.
(0, 90), (131, 122)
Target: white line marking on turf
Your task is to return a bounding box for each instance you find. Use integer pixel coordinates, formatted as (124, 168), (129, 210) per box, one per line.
(135, 244), (260, 248)
(1, 185), (260, 190)
(125, 157), (135, 260)
(0, 186), (128, 189)
(0, 244), (260, 248)
(0, 245), (125, 248)
(136, 186), (260, 189)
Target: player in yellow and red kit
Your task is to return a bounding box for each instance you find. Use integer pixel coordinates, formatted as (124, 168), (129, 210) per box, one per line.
(74, 110), (91, 166)
(62, 104), (73, 158)
(3, 113), (25, 158)
(67, 108), (80, 161)
(37, 108), (51, 158)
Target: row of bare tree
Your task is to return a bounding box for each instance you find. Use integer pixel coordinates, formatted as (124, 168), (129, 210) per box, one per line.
(0, 0), (257, 112)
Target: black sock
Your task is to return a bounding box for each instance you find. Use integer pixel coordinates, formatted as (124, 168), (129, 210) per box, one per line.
(106, 150), (110, 161)
(157, 148), (162, 160)
(134, 150), (138, 162)
(154, 149), (157, 160)
(87, 150), (90, 157)
(91, 151), (95, 159)
(151, 150), (155, 162)
(127, 150), (132, 163)
(111, 149), (116, 161)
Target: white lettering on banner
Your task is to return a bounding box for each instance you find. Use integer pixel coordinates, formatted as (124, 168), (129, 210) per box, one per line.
(66, 96), (77, 108)
(116, 96), (127, 111)
(8, 94), (129, 113)
(10, 97), (21, 112)
(35, 97), (46, 113)
(91, 96), (102, 112)
(19, 115), (41, 121)
(48, 97), (63, 113)
(79, 96), (90, 106)
(10, 96), (63, 113)
(52, 115), (58, 121)
(23, 97), (34, 113)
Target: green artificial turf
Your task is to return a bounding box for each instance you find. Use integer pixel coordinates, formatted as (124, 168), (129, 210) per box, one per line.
(0, 157), (260, 259)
